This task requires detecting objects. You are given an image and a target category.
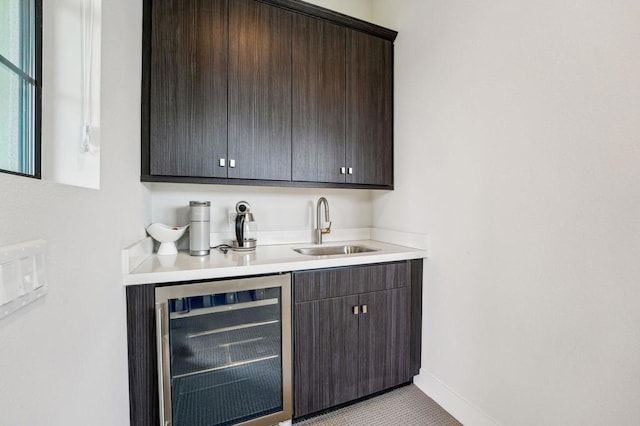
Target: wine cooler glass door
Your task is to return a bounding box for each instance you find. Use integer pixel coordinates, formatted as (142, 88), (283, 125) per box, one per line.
(156, 274), (292, 426)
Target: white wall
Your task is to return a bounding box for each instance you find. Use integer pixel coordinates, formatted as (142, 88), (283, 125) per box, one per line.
(372, 0), (640, 424)
(303, 0), (372, 21)
(0, 0), (146, 424)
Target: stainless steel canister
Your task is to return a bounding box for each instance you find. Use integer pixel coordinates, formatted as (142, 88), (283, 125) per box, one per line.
(189, 201), (211, 256)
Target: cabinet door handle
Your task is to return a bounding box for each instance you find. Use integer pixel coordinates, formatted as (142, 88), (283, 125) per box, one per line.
(353, 305), (359, 315)
(361, 304), (368, 314)
(229, 159), (236, 168)
(348, 167), (353, 175)
(340, 167), (346, 174)
(219, 158), (226, 167)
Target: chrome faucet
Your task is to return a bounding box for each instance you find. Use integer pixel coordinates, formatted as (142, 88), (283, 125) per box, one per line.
(315, 197), (332, 244)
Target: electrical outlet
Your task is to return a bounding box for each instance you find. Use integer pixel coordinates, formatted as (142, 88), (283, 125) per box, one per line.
(228, 210), (237, 226)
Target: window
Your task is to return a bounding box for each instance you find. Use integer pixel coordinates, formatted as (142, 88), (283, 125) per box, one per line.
(0, 0), (41, 178)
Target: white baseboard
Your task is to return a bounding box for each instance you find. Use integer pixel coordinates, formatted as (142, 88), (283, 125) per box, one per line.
(414, 369), (499, 426)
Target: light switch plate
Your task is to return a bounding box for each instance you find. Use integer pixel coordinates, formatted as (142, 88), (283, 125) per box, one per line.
(0, 264), (7, 305)
(0, 240), (48, 320)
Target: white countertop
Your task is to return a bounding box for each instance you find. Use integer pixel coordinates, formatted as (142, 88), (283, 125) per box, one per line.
(124, 239), (427, 286)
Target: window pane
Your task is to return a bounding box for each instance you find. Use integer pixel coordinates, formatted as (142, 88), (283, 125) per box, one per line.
(0, 64), (34, 175)
(0, 0), (34, 75)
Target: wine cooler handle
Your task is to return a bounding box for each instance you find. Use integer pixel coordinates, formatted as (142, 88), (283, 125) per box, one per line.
(157, 303), (173, 426)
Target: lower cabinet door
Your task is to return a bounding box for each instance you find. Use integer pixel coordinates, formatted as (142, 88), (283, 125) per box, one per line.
(294, 295), (360, 417)
(358, 287), (412, 397)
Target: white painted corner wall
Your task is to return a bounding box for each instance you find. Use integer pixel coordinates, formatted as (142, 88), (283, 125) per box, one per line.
(372, 0), (640, 424)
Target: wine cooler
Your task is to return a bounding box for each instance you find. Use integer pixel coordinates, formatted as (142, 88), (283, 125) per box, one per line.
(155, 274), (292, 426)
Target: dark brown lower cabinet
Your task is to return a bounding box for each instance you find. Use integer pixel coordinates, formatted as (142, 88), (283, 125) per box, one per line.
(294, 295), (360, 413)
(358, 287), (411, 396)
(293, 261), (420, 418)
(125, 260), (422, 424)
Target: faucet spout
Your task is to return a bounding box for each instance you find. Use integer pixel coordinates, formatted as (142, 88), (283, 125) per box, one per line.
(315, 197), (331, 244)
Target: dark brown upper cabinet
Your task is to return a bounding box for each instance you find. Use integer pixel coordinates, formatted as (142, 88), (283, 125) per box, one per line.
(292, 15), (346, 184)
(149, 0), (228, 178)
(346, 30), (394, 186)
(292, 19), (394, 187)
(141, 0), (397, 189)
(228, 0), (292, 181)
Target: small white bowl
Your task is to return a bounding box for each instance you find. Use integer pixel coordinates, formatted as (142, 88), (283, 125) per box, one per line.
(146, 223), (189, 255)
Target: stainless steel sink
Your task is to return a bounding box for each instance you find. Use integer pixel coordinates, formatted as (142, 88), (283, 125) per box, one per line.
(293, 245), (379, 256)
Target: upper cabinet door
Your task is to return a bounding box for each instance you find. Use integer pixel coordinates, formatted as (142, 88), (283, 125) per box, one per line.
(144, 0), (396, 188)
(291, 15), (346, 184)
(346, 30), (394, 186)
(228, 0), (292, 181)
(149, 0), (228, 178)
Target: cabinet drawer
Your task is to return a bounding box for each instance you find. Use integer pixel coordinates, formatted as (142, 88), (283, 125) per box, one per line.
(293, 261), (410, 303)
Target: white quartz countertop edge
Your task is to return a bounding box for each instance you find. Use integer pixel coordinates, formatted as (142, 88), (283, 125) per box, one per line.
(123, 239), (427, 286)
